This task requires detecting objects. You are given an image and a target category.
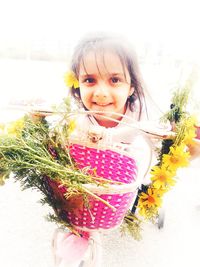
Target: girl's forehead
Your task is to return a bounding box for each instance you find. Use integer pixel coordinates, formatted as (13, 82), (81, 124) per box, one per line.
(79, 50), (126, 75)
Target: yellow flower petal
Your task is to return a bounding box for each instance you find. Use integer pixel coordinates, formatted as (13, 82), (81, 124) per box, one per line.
(139, 187), (162, 209)
(64, 71), (79, 89)
(6, 118), (25, 137)
(150, 165), (176, 189)
(183, 129), (196, 146)
(162, 145), (190, 169)
(68, 120), (76, 133)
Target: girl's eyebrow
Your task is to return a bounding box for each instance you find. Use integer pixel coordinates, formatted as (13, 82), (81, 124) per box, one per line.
(79, 74), (96, 78)
(109, 73), (124, 76)
(79, 73), (125, 79)
(80, 72), (123, 76)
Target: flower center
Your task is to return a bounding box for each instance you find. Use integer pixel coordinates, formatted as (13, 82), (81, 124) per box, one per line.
(159, 175), (166, 182)
(148, 196), (155, 203)
(170, 156), (179, 164)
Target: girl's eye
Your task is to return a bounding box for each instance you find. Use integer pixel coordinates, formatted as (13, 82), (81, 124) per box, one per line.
(110, 77), (120, 83)
(84, 77), (95, 83)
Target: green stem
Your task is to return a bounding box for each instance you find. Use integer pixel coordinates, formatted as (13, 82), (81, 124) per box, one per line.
(83, 187), (116, 211)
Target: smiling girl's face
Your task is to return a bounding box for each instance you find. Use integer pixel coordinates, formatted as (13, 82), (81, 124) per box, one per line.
(78, 50), (134, 127)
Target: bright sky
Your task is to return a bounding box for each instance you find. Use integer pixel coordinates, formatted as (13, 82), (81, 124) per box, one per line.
(0, 0), (199, 62)
(0, 0), (199, 120)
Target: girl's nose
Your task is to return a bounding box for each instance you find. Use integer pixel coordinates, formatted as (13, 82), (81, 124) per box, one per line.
(93, 86), (109, 100)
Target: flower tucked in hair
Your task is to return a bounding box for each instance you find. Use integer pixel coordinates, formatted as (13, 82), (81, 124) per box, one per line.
(64, 71), (79, 89)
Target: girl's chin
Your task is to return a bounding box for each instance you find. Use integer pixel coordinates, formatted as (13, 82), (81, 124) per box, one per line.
(91, 106), (113, 112)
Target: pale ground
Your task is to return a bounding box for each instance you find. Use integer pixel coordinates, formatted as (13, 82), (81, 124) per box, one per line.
(0, 59), (200, 267)
(0, 162), (199, 267)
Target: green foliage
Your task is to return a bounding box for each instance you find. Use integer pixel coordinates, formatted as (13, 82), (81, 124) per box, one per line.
(160, 83), (191, 124)
(158, 86), (192, 164)
(121, 211), (143, 241)
(0, 113), (103, 229)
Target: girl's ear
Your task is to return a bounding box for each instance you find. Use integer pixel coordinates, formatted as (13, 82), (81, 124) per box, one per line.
(129, 86), (134, 96)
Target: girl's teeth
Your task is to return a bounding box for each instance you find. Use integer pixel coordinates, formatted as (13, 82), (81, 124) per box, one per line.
(97, 103), (109, 106)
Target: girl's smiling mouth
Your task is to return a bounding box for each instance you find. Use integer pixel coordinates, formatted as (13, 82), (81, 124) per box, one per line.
(93, 102), (112, 107)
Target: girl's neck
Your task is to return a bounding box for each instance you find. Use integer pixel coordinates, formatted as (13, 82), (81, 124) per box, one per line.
(96, 119), (119, 128)
(95, 106), (128, 128)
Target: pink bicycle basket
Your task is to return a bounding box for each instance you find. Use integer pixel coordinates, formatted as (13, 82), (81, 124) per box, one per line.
(48, 141), (139, 230)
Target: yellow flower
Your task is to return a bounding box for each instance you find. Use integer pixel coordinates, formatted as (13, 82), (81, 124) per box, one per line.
(162, 145), (190, 169)
(6, 118), (25, 137)
(179, 116), (197, 146)
(138, 187), (163, 219)
(64, 71), (79, 89)
(150, 165), (176, 189)
(183, 128), (196, 146)
(184, 116), (197, 128)
(68, 119), (76, 133)
(139, 188), (162, 209)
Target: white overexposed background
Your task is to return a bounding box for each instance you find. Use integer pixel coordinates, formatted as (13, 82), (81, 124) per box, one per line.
(0, 0), (200, 266)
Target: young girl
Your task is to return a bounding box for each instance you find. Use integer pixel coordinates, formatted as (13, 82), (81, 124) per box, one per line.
(52, 33), (166, 267)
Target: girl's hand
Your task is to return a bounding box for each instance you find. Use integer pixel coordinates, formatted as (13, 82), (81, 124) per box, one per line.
(188, 139), (200, 160)
(138, 121), (175, 139)
(188, 125), (200, 160)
